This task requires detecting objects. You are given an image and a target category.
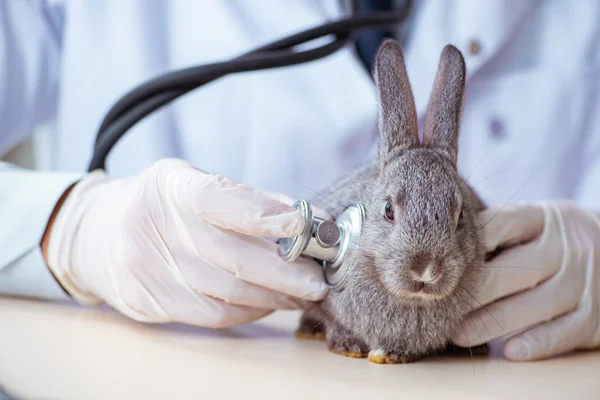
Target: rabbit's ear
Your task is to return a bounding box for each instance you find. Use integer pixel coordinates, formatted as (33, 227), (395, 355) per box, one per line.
(422, 45), (466, 166)
(373, 39), (418, 165)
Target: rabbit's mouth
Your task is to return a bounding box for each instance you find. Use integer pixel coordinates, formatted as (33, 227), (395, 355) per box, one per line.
(386, 256), (459, 302)
(378, 267), (460, 303)
(399, 280), (449, 302)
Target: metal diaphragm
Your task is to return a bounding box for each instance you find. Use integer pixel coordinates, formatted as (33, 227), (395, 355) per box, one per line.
(277, 200), (365, 288)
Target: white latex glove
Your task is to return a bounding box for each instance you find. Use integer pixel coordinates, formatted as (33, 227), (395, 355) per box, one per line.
(45, 158), (329, 328)
(451, 200), (600, 360)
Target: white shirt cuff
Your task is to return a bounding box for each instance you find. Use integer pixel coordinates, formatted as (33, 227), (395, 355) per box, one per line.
(0, 167), (81, 300)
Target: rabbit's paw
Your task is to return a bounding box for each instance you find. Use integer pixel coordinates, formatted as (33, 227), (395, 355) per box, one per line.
(367, 349), (418, 364)
(294, 322), (326, 341)
(294, 305), (326, 341)
(328, 336), (369, 358)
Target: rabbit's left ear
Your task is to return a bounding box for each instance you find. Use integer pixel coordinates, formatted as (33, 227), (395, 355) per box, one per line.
(422, 45), (466, 166)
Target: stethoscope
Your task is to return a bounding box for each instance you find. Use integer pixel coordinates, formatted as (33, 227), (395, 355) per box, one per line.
(87, 1), (410, 287)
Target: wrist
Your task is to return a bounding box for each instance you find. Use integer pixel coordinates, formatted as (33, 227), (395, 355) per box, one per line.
(43, 170), (112, 305)
(41, 183), (76, 266)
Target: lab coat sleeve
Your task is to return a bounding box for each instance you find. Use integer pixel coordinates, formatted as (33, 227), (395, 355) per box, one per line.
(0, 2), (79, 300)
(0, 162), (81, 300)
(0, 0), (62, 154)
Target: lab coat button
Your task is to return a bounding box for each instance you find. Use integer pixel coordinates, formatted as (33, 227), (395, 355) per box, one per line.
(469, 40), (482, 56)
(489, 118), (506, 139)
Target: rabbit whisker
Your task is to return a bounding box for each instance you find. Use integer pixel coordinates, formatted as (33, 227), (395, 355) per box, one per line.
(471, 168), (511, 189)
(465, 146), (502, 181)
(285, 172), (345, 209)
(456, 291), (489, 355)
(467, 340), (475, 378)
(450, 297), (476, 378)
(313, 308), (335, 329)
(457, 289), (503, 377)
(474, 315), (491, 356)
(458, 284), (505, 332)
(475, 265), (542, 270)
(443, 252), (487, 266)
(452, 290), (470, 310)
(443, 253), (471, 264)
(443, 253), (540, 270)
(452, 292), (485, 374)
(380, 276), (402, 298)
(475, 184), (514, 193)
(478, 167), (539, 232)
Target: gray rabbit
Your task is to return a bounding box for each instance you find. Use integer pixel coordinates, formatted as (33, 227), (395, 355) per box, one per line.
(296, 39), (487, 364)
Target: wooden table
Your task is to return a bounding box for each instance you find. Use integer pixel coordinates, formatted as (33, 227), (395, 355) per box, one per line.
(0, 297), (598, 399)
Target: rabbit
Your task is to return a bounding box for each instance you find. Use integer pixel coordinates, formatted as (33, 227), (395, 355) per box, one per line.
(294, 38), (487, 364)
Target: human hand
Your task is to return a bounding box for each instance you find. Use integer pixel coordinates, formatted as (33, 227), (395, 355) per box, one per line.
(43, 158), (329, 328)
(451, 200), (600, 360)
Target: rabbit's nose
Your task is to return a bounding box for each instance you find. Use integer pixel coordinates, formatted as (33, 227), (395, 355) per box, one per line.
(409, 254), (442, 284)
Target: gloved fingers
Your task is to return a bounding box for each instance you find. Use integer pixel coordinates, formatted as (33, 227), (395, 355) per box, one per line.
(116, 260), (274, 328)
(92, 259), (175, 323)
(451, 275), (580, 347)
(156, 158), (305, 238)
(113, 280), (172, 323)
(503, 310), (586, 361)
(88, 266), (294, 329)
(257, 190), (296, 207)
(258, 190), (332, 221)
(187, 172), (306, 238)
(100, 288), (170, 325)
(478, 203), (545, 253)
(168, 251), (314, 311)
(474, 238), (560, 307)
(159, 288), (273, 328)
(120, 231), (314, 313)
(184, 217), (328, 302)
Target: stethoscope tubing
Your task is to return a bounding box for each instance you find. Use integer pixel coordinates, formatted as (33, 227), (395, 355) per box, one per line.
(89, 4), (411, 172)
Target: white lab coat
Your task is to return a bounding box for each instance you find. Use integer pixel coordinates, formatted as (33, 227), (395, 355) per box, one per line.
(1, 0), (600, 301)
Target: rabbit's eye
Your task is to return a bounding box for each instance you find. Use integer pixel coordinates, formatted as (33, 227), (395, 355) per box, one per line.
(384, 201), (395, 221)
(457, 210), (465, 227)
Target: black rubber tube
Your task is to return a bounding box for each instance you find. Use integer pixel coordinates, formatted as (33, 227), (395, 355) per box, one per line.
(89, 36), (350, 170)
(96, 9), (408, 138)
(89, 5), (411, 172)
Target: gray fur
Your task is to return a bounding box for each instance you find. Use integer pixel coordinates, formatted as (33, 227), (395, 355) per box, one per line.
(297, 40), (486, 362)
(422, 45), (466, 165)
(372, 39), (419, 164)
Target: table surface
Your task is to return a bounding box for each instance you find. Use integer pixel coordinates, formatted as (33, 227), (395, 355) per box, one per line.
(0, 297), (599, 400)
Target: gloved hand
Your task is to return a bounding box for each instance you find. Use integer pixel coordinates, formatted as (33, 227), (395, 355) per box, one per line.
(43, 158), (329, 328)
(451, 200), (600, 361)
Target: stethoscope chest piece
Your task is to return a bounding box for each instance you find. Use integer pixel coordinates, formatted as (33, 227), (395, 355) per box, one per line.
(278, 200), (365, 288)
